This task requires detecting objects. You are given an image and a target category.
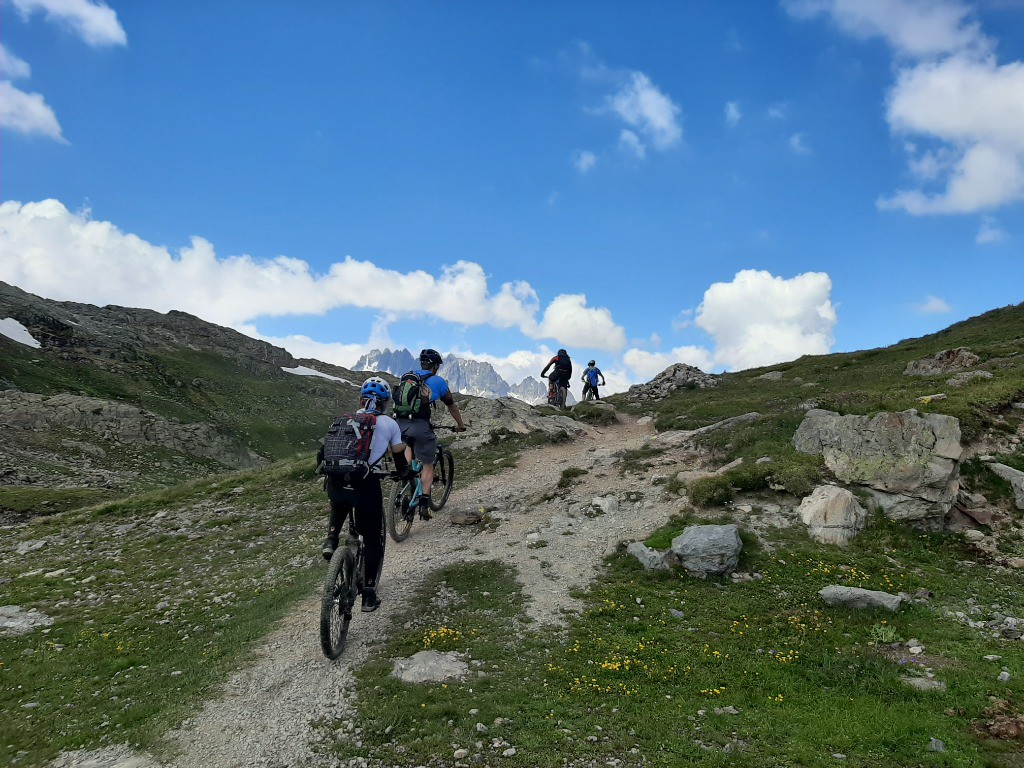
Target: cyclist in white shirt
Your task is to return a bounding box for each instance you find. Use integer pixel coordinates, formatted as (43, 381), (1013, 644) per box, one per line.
(318, 377), (410, 612)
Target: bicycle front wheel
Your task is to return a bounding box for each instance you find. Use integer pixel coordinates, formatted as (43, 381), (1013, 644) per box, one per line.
(387, 480), (415, 542)
(429, 447), (455, 511)
(319, 546), (356, 659)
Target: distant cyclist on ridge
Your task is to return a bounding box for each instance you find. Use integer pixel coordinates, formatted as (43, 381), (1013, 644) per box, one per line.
(581, 359), (606, 401)
(540, 348), (573, 406)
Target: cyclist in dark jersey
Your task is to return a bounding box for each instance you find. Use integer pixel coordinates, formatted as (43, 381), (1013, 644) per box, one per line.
(540, 349), (573, 402)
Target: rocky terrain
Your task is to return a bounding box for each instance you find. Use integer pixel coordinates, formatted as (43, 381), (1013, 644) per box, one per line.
(2, 294), (1023, 766)
(0, 282), (364, 505)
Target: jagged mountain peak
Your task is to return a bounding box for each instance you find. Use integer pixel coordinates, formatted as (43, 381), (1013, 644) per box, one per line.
(353, 347), (547, 404)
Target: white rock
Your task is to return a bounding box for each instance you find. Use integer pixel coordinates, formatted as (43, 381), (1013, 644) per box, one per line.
(797, 485), (867, 545)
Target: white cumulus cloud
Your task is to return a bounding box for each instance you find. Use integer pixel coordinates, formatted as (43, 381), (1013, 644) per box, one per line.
(533, 294), (627, 352)
(12, 0), (127, 47)
(621, 270), (837, 378)
(782, 0), (989, 59)
(0, 199), (628, 353)
(696, 270), (837, 370)
(0, 81), (65, 141)
(607, 71), (682, 152)
(787, 0), (1024, 215)
(880, 56), (1024, 214)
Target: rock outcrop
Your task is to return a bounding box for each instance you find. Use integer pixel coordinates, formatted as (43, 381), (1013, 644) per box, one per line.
(444, 396), (586, 450)
(0, 281), (296, 376)
(627, 363), (718, 401)
(793, 408), (962, 529)
(904, 348), (980, 377)
(0, 390), (264, 469)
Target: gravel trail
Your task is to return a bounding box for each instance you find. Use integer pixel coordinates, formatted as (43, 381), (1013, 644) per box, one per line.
(57, 412), (698, 768)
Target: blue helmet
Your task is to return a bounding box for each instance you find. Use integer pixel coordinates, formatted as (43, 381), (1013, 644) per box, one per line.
(360, 376), (391, 403)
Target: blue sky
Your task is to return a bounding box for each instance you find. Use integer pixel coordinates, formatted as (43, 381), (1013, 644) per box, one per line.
(2, 0), (1022, 392)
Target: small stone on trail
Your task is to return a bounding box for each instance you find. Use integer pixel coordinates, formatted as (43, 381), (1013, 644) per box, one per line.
(927, 738), (945, 752)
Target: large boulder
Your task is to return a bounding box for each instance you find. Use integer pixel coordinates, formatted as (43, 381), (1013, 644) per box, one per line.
(670, 524), (742, 577)
(793, 409), (962, 528)
(797, 485), (867, 545)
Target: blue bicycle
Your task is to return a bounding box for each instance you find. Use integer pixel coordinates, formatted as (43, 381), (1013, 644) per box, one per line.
(387, 441), (455, 542)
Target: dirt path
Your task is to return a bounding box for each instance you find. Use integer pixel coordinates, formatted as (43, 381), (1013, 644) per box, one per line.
(58, 410), (702, 768)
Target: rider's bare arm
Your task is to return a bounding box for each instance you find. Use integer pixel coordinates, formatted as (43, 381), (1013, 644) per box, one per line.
(440, 392), (468, 431)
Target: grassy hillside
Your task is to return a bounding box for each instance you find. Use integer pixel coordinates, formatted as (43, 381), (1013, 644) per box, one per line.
(612, 303), (1024, 504)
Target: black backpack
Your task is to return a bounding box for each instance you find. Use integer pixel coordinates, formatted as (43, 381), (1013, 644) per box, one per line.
(553, 354), (572, 378)
(318, 412), (378, 481)
(393, 371), (434, 419)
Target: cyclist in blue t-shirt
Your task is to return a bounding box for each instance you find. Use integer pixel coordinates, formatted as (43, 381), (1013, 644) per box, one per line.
(581, 360), (606, 401)
(394, 349), (467, 519)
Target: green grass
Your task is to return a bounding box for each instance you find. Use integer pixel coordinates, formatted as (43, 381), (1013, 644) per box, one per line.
(558, 467), (590, 488)
(568, 403), (619, 426)
(324, 518), (1024, 768)
(0, 486), (118, 517)
(0, 456), (326, 767)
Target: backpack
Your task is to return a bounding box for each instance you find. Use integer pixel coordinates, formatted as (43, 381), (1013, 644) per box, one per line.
(553, 354), (572, 378)
(393, 371), (434, 419)
(319, 412), (378, 481)
(586, 367), (600, 386)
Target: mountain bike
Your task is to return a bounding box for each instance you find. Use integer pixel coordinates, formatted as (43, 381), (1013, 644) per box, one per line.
(542, 374), (568, 410)
(387, 433), (456, 543)
(319, 515), (364, 659)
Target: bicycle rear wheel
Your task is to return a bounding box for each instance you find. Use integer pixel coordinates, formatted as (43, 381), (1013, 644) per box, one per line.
(387, 480), (415, 542)
(429, 447), (455, 511)
(319, 546), (356, 659)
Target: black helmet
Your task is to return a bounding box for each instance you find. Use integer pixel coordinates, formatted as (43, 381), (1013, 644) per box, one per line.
(558, 349), (567, 356)
(419, 348), (443, 367)
(588, 360), (596, 366)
